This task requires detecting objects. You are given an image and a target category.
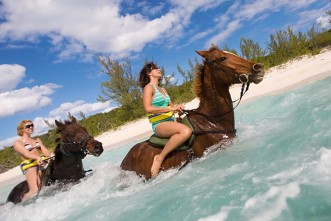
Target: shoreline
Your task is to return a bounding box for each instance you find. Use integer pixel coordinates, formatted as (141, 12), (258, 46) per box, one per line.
(240, 69), (331, 104)
(1, 49), (331, 185)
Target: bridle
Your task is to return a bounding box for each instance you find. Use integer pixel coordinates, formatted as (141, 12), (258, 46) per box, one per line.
(183, 57), (252, 120)
(206, 57), (252, 84)
(59, 127), (93, 158)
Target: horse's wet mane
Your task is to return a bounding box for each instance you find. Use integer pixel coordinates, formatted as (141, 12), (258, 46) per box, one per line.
(192, 45), (219, 98)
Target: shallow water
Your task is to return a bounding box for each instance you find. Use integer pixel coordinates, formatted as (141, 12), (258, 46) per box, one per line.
(1, 76), (330, 221)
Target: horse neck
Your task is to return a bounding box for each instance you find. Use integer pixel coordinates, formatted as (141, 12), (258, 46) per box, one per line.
(52, 144), (84, 180)
(197, 68), (235, 127)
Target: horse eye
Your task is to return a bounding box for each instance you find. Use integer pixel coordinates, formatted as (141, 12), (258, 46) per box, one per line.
(219, 57), (227, 62)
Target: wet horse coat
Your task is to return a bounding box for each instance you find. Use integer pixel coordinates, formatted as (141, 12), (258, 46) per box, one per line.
(121, 46), (265, 179)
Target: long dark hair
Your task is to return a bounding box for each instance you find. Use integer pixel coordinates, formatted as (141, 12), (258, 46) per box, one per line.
(139, 62), (158, 88)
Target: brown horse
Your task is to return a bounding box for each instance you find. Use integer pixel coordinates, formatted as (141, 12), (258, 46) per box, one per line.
(6, 116), (103, 204)
(121, 46), (265, 179)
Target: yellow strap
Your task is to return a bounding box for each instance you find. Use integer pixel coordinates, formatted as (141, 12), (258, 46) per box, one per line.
(20, 155), (47, 171)
(148, 111), (173, 123)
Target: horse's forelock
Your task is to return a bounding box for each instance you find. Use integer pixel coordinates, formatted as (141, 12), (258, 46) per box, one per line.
(55, 119), (74, 134)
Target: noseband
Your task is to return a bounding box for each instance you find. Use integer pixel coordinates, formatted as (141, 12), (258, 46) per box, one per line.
(60, 128), (92, 158)
(205, 58), (252, 84)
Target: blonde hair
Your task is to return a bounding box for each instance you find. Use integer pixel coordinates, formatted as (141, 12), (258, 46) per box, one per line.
(17, 120), (33, 136)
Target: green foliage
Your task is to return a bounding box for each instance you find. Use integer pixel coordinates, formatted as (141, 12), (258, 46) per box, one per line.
(0, 147), (21, 173)
(240, 37), (267, 61)
(265, 27), (311, 66)
(166, 82), (195, 104)
(177, 57), (197, 83)
(220, 44), (238, 55)
(262, 25), (331, 68)
(162, 72), (177, 88)
(98, 57), (141, 110)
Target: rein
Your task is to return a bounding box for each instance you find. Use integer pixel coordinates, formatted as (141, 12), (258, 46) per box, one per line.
(183, 81), (249, 119)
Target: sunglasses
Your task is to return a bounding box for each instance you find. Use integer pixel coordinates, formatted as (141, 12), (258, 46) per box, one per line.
(25, 124), (34, 129)
(150, 66), (159, 71)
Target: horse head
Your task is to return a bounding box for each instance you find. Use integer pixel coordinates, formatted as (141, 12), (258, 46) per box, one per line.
(196, 46), (264, 85)
(55, 116), (103, 157)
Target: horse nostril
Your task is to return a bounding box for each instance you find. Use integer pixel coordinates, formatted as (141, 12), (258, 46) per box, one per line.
(96, 142), (103, 150)
(253, 63), (263, 72)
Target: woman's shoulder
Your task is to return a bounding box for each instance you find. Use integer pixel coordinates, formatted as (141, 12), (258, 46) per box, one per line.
(143, 83), (154, 92)
(13, 137), (24, 147)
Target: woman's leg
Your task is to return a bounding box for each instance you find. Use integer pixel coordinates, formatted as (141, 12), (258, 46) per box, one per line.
(22, 167), (41, 201)
(151, 121), (192, 176)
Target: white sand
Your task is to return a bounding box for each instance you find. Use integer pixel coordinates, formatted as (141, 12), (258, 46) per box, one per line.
(1, 49), (331, 185)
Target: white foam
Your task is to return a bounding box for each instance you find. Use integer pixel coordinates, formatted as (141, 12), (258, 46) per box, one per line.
(242, 182), (300, 221)
(198, 206), (232, 221)
(315, 147), (331, 177)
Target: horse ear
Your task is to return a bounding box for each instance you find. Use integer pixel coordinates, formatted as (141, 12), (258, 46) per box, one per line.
(71, 116), (77, 124)
(196, 50), (210, 59)
(55, 120), (65, 129)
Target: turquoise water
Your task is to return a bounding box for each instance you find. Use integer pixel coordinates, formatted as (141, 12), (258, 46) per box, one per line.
(1, 76), (330, 221)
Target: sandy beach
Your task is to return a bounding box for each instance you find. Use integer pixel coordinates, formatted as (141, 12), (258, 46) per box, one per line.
(1, 49), (331, 185)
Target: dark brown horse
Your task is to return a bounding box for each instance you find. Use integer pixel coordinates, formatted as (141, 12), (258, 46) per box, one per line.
(6, 116), (103, 204)
(121, 46), (265, 179)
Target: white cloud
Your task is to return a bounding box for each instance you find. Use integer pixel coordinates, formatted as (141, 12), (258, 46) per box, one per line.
(0, 64), (26, 92)
(0, 0), (169, 58)
(0, 0), (206, 60)
(206, 20), (242, 47)
(0, 136), (18, 149)
(32, 117), (58, 135)
(49, 100), (111, 118)
(206, 0), (320, 45)
(0, 83), (61, 118)
(317, 15), (330, 29)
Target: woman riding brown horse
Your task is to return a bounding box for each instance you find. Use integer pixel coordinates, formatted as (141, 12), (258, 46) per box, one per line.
(6, 116), (104, 204)
(121, 46), (264, 179)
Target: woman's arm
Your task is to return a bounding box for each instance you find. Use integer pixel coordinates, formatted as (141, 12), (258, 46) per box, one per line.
(36, 138), (50, 157)
(162, 87), (185, 113)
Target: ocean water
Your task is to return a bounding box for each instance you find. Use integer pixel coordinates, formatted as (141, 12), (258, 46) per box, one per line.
(0, 76), (330, 221)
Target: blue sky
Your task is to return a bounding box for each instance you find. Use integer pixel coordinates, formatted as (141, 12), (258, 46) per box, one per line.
(0, 0), (330, 149)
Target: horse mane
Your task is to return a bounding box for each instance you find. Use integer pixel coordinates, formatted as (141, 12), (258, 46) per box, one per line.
(192, 63), (204, 98)
(192, 45), (219, 98)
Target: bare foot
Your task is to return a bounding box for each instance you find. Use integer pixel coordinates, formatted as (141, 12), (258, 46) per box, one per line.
(151, 155), (162, 177)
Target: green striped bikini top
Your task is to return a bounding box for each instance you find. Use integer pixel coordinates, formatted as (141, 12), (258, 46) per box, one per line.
(151, 83), (171, 108)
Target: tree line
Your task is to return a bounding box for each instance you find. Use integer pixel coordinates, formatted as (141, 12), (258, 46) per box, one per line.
(1, 15), (330, 173)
